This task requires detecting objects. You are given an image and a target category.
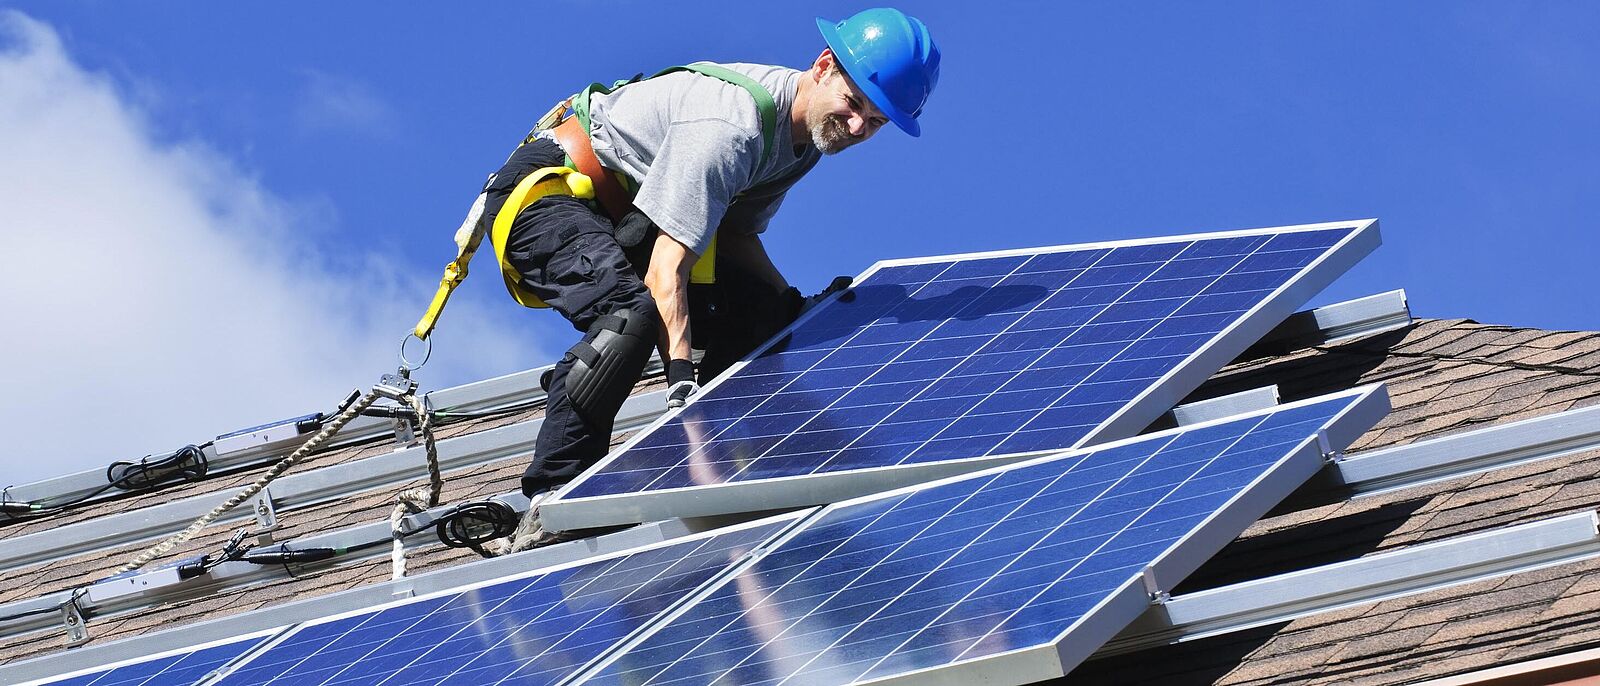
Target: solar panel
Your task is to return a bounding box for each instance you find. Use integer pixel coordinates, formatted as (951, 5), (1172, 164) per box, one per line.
(204, 516), (794, 686)
(543, 220), (1379, 530)
(573, 386), (1388, 686)
(21, 631), (276, 686)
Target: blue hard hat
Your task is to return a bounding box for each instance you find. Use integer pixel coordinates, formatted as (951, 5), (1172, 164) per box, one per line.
(816, 8), (941, 137)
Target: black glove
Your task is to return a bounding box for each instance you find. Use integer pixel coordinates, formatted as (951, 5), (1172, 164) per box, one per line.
(802, 276), (854, 314)
(666, 359), (699, 409)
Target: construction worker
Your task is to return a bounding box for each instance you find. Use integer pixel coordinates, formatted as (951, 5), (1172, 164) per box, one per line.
(478, 8), (940, 549)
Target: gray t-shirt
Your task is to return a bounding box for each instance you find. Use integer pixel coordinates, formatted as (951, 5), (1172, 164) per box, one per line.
(587, 62), (821, 256)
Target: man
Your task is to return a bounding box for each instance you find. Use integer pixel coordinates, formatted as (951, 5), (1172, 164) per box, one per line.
(478, 8), (940, 550)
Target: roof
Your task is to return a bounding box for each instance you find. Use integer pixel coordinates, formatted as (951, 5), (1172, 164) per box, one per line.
(3, 315), (1599, 684)
(1070, 318), (1600, 684)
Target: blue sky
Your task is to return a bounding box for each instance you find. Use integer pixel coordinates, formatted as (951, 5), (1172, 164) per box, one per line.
(3, 2), (1598, 482)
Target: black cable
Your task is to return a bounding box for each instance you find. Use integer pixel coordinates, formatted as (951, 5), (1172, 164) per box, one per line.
(106, 444), (209, 491)
(241, 547), (340, 566)
(0, 443), (214, 524)
(410, 499), (518, 558)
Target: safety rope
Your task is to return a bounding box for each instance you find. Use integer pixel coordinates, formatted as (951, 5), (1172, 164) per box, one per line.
(409, 394), (443, 507)
(116, 387), (383, 575)
(390, 393), (445, 579)
(388, 489), (428, 580)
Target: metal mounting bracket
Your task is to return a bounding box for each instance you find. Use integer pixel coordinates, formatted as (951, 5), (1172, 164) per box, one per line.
(376, 372), (421, 450)
(1318, 429), (1345, 463)
(375, 372), (418, 402)
(1142, 567), (1168, 603)
(60, 598), (88, 646)
(389, 416), (417, 450)
(252, 488), (280, 544)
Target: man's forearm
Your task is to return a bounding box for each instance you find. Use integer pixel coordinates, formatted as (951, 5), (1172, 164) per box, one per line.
(644, 229), (698, 363)
(649, 271), (694, 362)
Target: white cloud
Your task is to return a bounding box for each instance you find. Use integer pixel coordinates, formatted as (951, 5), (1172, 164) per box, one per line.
(294, 69), (399, 137)
(0, 11), (534, 487)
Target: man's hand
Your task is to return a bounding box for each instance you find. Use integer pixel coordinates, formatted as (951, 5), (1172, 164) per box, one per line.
(666, 359), (699, 409)
(802, 276), (854, 314)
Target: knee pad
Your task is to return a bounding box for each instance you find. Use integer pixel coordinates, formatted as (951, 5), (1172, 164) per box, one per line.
(564, 307), (656, 421)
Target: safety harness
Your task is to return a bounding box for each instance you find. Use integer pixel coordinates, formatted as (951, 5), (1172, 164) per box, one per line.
(414, 64), (779, 339)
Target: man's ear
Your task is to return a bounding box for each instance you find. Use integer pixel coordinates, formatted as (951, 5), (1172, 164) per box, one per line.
(812, 48), (836, 81)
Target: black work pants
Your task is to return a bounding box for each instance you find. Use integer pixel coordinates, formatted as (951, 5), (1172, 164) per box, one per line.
(479, 138), (656, 497)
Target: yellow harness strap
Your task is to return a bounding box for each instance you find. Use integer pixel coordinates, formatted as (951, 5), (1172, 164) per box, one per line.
(413, 167), (594, 338)
(491, 167), (596, 309)
(690, 233), (718, 285)
(414, 154), (722, 340)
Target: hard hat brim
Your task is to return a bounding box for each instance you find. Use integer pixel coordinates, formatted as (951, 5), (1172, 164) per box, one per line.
(815, 17), (922, 137)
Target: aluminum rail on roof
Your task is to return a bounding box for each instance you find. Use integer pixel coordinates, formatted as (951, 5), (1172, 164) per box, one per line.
(1242, 289), (1411, 355)
(0, 389), (666, 574)
(3, 359), (673, 512)
(0, 517), (713, 685)
(3, 358), (636, 508)
(1326, 401), (1600, 496)
(1150, 386), (1279, 432)
(1098, 510), (1600, 655)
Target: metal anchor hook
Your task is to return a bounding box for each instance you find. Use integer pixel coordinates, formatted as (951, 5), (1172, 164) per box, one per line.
(380, 333), (429, 401)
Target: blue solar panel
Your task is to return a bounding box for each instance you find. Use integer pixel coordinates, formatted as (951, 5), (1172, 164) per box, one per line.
(28, 633), (271, 686)
(578, 388), (1385, 685)
(547, 222), (1377, 529)
(206, 518), (788, 686)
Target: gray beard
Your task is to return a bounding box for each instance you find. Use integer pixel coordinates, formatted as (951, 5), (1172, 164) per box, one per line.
(809, 114), (853, 155)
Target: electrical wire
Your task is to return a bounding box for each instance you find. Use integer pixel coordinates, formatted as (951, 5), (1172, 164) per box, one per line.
(0, 443), (213, 523)
(432, 500), (518, 555)
(392, 499), (518, 558)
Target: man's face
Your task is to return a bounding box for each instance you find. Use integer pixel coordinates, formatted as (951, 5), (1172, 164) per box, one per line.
(806, 65), (890, 155)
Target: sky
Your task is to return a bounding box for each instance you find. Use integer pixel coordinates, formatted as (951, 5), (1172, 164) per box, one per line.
(2, 2), (1598, 486)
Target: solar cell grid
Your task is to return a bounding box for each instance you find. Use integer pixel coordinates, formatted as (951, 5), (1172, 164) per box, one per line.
(578, 388), (1385, 686)
(549, 223), (1376, 529)
(205, 519), (788, 686)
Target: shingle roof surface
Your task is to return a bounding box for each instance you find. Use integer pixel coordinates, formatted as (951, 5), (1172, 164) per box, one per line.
(5, 319), (1599, 685)
(1065, 319), (1600, 684)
